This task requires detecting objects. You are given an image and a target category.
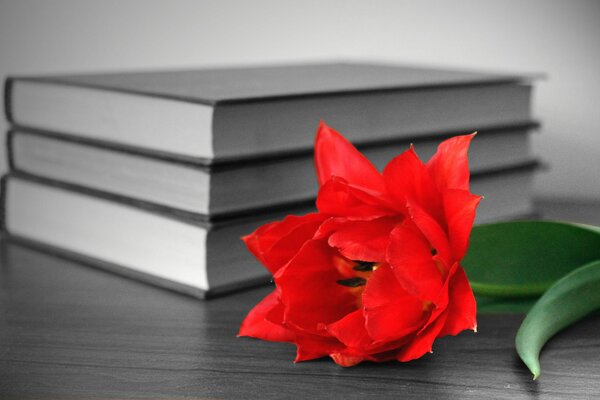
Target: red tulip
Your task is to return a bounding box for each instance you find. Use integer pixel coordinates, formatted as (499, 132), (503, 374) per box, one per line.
(239, 121), (481, 366)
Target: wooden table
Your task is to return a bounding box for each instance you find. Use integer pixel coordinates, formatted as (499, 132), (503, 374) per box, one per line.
(1, 200), (599, 399)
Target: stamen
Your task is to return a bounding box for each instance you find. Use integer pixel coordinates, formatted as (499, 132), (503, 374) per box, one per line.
(422, 301), (435, 312)
(337, 277), (367, 287)
(431, 248), (438, 256)
(353, 261), (376, 271)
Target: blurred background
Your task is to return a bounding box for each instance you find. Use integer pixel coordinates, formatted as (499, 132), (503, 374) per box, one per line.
(1, 0), (599, 201)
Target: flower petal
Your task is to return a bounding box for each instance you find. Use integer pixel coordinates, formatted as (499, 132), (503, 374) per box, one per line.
(315, 121), (385, 192)
(276, 240), (359, 333)
(243, 213), (327, 274)
(426, 133), (475, 192)
(442, 189), (482, 260)
(383, 145), (440, 216)
(327, 310), (372, 350)
(439, 265), (477, 336)
(363, 265), (427, 342)
(326, 216), (403, 262)
(329, 352), (368, 367)
(238, 290), (295, 342)
(294, 333), (346, 362)
(386, 221), (445, 301)
(364, 260), (465, 359)
(395, 261), (460, 362)
(417, 261), (458, 334)
(396, 310), (448, 362)
(316, 176), (395, 220)
(406, 200), (452, 268)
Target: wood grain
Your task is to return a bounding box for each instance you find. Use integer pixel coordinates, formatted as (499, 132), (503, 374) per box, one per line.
(0, 244), (598, 399)
(1, 200), (600, 399)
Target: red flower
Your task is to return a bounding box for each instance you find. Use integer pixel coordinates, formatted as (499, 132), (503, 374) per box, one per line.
(239, 122), (481, 367)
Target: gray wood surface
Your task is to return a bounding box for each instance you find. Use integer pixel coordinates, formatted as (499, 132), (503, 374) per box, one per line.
(1, 199), (599, 399)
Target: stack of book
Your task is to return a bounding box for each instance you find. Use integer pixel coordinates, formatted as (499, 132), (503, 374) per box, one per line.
(1, 62), (540, 298)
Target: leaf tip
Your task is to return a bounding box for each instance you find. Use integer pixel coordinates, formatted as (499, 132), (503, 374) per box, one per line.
(525, 359), (541, 381)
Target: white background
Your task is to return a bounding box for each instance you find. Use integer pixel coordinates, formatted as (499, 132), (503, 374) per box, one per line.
(1, 0), (599, 200)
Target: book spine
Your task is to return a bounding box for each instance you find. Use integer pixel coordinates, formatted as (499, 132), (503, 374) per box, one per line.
(4, 78), (14, 124)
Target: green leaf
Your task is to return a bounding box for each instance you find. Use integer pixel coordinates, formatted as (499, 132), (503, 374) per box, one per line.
(475, 295), (539, 314)
(515, 260), (600, 379)
(463, 221), (600, 298)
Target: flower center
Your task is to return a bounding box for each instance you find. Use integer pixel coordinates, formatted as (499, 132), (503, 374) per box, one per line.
(353, 261), (376, 272)
(333, 257), (381, 308)
(336, 277), (367, 287)
(335, 259), (379, 288)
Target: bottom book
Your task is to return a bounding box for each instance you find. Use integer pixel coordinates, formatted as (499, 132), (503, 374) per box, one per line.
(1, 168), (538, 299)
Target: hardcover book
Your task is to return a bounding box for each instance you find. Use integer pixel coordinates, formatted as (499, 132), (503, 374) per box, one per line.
(8, 123), (538, 219)
(5, 62), (533, 162)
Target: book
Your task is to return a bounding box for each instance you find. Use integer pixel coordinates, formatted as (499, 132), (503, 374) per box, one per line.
(5, 62), (533, 162)
(0, 174), (295, 298)
(8, 123), (538, 219)
(1, 167), (538, 298)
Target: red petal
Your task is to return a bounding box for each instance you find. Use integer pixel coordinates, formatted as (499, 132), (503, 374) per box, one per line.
(363, 265), (427, 342)
(439, 265), (477, 336)
(276, 240), (359, 333)
(386, 222), (445, 301)
(242, 213), (326, 274)
(294, 334), (345, 362)
(330, 352), (367, 367)
(406, 200), (452, 268)
(426, 134), (475, 192)
(417, 261), (458, 334)
(397, 263), (460, 361)
(327, 216), (402, 262)
(316, 176), (396, 220)
(442, 189), (482, 260)
(396, 310), (448, 362)
(383, 146), (440, 216)
(314, 121), (385, 192)
(395, 259), (459, 362)
(312, 217), (344, 240)
(238, 290), (295, 342)
(327, 310), (372, 350)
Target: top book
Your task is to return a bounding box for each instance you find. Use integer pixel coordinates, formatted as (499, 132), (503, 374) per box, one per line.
(5, 62), (533, 163)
